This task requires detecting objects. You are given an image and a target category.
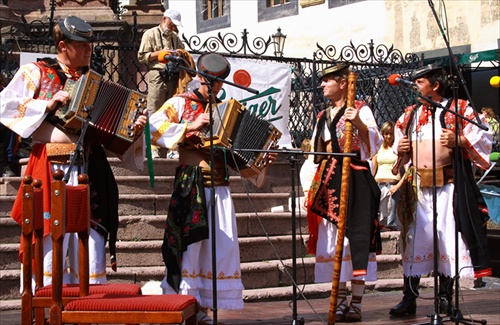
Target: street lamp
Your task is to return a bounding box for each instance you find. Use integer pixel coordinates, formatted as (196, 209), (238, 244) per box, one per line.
(272, 27), (286, 57)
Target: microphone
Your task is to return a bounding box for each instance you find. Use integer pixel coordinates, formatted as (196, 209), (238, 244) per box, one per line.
(158, 51), (181, 64)
(388, 74), (417, 87)
(490, 76), (500, 88)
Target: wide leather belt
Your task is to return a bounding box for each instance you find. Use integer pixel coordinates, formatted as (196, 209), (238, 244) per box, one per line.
(201, 167), (230, 187)
(417, 164), (453, 188)
(45, 143), (81, 165)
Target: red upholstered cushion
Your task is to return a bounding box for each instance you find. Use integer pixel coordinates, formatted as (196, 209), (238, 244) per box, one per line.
(65, 185), (90, 233)
(35, 283), (142, 297)
(64, 294), (197, 311)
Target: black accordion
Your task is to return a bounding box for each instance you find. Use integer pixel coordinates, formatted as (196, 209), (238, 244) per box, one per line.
(56, 70), (146, 155)
(197, 99), (282, 179)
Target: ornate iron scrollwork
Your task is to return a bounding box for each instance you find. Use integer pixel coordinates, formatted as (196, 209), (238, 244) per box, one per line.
(8, 18), (52, 40)
(315, 39), (419, 65)
(182, 29), (274, 56)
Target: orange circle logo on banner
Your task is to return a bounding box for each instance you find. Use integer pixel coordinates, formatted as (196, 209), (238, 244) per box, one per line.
(233, 69), (252, 87)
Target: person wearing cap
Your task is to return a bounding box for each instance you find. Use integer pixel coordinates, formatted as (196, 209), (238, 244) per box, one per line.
(0, 15), (147, 290)
(389, 65), (493, 317)
(303, 63), (382, 322)
(149, 53), (276, 324)
(138, 8), (185, 159)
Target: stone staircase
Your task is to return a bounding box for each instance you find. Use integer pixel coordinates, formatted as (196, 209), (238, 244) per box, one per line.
(0, 155), (409, 309)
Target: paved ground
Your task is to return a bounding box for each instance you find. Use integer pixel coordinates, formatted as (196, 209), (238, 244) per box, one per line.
(217, 286), (500, 325)
(1, 277), (499, 325)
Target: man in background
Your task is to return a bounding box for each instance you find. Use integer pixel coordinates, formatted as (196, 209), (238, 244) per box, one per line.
(138, 8), (184, 159)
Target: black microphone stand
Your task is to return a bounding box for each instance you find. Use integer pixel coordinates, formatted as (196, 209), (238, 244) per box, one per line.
(63, 105), (94, 183)
(234, 147), (356, 325)
(168, 55), (258, 325)
(411, 95), (444, 325)
(425, 1), (489, 324)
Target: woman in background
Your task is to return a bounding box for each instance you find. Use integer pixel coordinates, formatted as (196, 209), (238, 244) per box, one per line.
(372, 121), (403, 231)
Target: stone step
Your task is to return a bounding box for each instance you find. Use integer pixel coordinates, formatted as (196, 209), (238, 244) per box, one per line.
(0, 211), (399, 267)
(0, 255), (404, 300)
(1, 161), (296, 216)
(0, 213), (400, 254)
(119, 192), (293, 216)
(115, 175), (293, 194)
(107, 156), (294, 178)
(0, 155), (299, 216)
(10, 155), (295, 178)
(1, 169), (295, 197)
(0, 175), (291, 196)
(0, 212), (306, 244)
(0, 191), (292, 217)
(0, 231), (400, 274)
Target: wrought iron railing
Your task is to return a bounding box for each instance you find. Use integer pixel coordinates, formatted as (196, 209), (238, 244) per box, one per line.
(1, 9), (429, 148)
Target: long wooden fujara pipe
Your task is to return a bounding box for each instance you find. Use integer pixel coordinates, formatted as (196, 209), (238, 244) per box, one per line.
(327, 71), (357, 325)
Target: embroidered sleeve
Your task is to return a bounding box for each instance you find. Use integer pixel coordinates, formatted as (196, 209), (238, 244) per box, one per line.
(357, 103), (382, 161)
(149, 96), (188, 150)
(394, 106), (413, 155)
(0, 63), (49, 138)
(460, 103), (492, 170)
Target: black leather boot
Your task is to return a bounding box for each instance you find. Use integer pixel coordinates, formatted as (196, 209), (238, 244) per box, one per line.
(439, 275), (453, 316)
(389, 276), (420, 317)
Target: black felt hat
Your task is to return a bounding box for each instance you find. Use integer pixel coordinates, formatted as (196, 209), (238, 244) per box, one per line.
(411, 63), (443, 80)
(196, 53), (231, 79)
(58, 16), (95, 43)
(319, 62), (350, 79)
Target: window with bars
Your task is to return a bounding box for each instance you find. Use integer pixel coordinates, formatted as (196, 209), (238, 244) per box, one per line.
(196, 0), (231, 33)
(266, 0), (291, 7)
(258, 0), (298, 22)
(201, 0), (226, 20)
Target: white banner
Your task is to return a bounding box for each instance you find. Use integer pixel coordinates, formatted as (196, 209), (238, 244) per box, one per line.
(20, 52), (57, 67)
(189, 55), (292, 148)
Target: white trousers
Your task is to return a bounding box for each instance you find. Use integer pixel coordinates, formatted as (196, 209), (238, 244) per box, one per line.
(315, 218), (378, 283)
(402, 182), (473, 278)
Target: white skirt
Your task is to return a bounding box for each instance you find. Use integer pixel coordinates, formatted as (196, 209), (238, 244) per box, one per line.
(161, 186), (244, 310)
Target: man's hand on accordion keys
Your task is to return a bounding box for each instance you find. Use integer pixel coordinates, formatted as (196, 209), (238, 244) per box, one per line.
(46, 90), (70, 113)
(133, 108), (148, 138)
(186, 112), (210, 133)
(266, 150), (279, 165)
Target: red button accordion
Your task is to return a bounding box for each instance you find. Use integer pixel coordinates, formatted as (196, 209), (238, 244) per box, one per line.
(56, 69), (146, 155)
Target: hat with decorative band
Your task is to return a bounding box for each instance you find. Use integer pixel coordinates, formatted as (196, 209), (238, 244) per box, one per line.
(320, 62), (350, 79)
(411, 63), (443, 80)
(197, 53), (231, 80)
(58, 16), (95, 43)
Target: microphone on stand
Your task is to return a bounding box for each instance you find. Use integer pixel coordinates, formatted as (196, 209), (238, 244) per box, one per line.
(158, 51), (181, 63)
(158, 51), (181, 83)
(388, 74), (417, 87)
(490, 75), (500, 88)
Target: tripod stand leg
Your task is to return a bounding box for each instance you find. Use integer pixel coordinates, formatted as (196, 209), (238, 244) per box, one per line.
(448, 276), (488, 325)
(438, 275), (453, 316)
(450, 307), (487, 325)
